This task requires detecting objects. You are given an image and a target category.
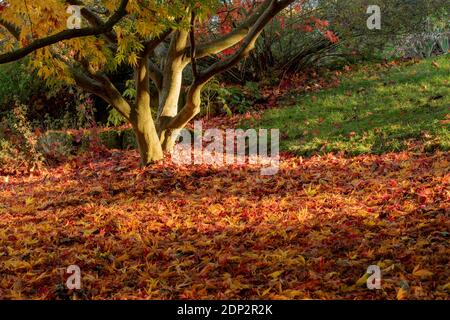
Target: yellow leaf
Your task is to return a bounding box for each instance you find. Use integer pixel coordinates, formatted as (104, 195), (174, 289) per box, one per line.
(355, 273), (370, 287)
(116, 254), (129, 263)
(397, 287), (409, 300)
(25, 197), (34, 206)
(442, 283), (450, 291)
(270, 294), (290, 300)
(269, 270), (283, 279)
(432, 61), (440, 69)
(412, 267), (434, 279)
(283, 290), (303, 298)
(230, 280), (249, 290)
(128, 52), (138, 67)
(260, 287), (271, 297)
(208, 204), (224, 214)
(82, 229), (98, 236)
(297, 255), (306, 265)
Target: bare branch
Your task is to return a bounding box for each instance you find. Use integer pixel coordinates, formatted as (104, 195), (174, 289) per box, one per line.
(189, 11), (198, 80)
(71, 59), (132, 121)
(148, 60), (163, 92)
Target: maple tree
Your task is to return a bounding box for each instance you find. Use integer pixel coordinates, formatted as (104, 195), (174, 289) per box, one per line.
(0, 0), (330, 165)
(0, 0), (130, 64)
(0, 10), (448, 298)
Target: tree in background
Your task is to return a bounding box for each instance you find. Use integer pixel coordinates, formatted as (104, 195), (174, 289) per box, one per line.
(320, 0), (448, 59)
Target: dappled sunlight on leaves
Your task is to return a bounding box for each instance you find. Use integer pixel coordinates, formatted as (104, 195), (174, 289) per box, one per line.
(0, 149), (448, 300)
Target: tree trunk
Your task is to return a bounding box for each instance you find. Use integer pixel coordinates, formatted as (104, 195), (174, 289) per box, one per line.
(157, 87), (200, 154)
(131, 109), (164, 165)
(131, 97), (164, 166)
(158, 83), (203, 153)
(132, 54), (164, 165)
(159, 126), (181, 153)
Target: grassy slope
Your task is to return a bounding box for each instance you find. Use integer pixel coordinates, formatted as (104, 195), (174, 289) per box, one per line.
(246, 55), (449, 156)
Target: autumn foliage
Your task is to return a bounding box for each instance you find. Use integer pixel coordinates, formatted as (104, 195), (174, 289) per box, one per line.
(0, 146), (448, 299)
(0, 0), (448, 302)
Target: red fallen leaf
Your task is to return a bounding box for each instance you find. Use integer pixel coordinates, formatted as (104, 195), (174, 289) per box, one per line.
(1, 134), (448, 299)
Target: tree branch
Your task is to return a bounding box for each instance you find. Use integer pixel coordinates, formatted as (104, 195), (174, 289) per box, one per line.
(166, 0), (295, 130)
(71, 62), (132, 121)
(141, 28), (173, 92)
(148, 60), (163, 92)
(189, 11), (198, 80)
(190, 0), (273, 60)
(66, 0), (119, 45)
(197, 0), (294, 85)
(0, 18), (20, 40)
(0, 0), (129, 64)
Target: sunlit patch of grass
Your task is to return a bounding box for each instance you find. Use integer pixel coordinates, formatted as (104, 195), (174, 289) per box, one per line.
(246, 55), (450, 156)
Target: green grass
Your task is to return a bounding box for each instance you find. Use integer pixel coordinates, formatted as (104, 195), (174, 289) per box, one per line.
(245, 55), (450, 156)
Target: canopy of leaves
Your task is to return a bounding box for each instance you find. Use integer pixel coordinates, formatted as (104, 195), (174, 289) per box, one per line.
(0, 1), (220, 79)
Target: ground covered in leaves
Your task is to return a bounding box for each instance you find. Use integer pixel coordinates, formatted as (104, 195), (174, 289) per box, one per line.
(0, 149), (448, 300)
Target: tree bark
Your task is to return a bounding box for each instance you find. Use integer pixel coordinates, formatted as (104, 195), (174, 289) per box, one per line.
(50, 0), (295, 165)
(132, 54), (164, 165)
(156, 30), (190, 153)
(131, 110), (163, 165)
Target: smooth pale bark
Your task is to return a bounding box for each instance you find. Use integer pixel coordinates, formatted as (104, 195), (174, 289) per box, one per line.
(156, 82), (203, 153)
(41, 0), (295, 165)
(154, 2), (287, 154)
(156, 30), (190, 152)
(132, 54), (164, 164)
(131, 109), (163, 165)
(157, 60), (184, 152)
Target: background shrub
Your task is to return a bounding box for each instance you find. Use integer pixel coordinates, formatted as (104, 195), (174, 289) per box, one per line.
(0, 103), (43, 172)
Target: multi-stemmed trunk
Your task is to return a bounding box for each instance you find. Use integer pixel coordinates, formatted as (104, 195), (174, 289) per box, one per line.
(68, 0), (294, 166)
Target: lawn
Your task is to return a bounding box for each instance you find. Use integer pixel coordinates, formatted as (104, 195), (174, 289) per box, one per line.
(246, 56), (449, 156)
